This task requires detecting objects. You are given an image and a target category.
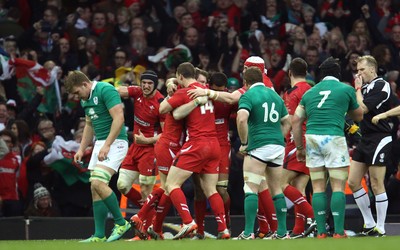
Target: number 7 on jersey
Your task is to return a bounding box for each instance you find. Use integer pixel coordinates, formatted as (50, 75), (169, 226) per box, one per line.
(317, 90), (331, 108)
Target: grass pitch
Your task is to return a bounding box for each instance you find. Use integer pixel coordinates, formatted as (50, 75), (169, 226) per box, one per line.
(1, 237), (399, 250)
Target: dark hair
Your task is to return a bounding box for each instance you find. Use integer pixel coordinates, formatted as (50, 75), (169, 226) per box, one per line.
(371, 44), (389, 66)
(177, 62), (196, 79)
(11, 119), (31, 144)
(0, 129), (17, 145)
(289, 58), (308, 78)
(195, 68), (209, 81)
(243, 67), (263, 86)
(319, 57), (341, 79)
(209, 72), (228, 87)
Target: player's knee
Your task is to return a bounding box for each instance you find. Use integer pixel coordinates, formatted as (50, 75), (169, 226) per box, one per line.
(309, 171), (326, 181)
(217, 180), (228, 195)
(347, 177), (358, 191)
(329, 169), (348, 181)
(139, 174), (156, 185)
(90, 168), (112, 187)
(243, 171), (263, 194)
(117, 170), (135, 194)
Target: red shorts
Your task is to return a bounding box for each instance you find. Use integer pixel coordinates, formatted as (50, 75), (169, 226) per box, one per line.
(283, 144), (309, 175)
(174, 138), (220, 174)
(219, 144), (231, 174)
(154, 139), (181, 175)
(121, 144), (156, 176)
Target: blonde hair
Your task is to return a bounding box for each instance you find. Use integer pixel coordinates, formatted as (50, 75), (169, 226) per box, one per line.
(64, 70), (90, 93)
(356, 55), (378, 72)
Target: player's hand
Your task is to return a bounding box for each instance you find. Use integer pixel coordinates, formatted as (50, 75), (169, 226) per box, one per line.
(74, 150), (84, 164)
(187, 86), (207, 99)
(354, 74), (363, 89)
(194, 96), (208, 106)
(296, 148), (306, 162)
(166, 78), (178, 96)
(372, 113), (387, 125)
(98, 145), (110, 162)
(239, 145), (247, 155)
(134, 129), (149, 144)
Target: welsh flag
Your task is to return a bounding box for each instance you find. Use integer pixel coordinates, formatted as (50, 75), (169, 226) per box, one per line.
(10, 58), (61, 114)
(43, 136), (91, 186)
(0, 54), (14, 80)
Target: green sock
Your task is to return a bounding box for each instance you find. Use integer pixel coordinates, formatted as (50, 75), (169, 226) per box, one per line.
(312, 192), (327, 234)
(244, 193), (258, 236)
(331, 191), (346, 235)
(103, 192), (125, 225)
(93, 200), (108, 238)
(272, 193), (287, 237)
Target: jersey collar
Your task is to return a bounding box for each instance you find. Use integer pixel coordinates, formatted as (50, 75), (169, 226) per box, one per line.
(88, 81), (98, 100)
(249, 82), (265, 89)
(322, 76), (339, 82)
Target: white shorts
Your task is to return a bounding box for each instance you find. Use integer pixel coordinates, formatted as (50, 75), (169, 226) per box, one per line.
(248, 144), (285, 166)
(305, 134), (349, 168)
(88, 139), (129, 172)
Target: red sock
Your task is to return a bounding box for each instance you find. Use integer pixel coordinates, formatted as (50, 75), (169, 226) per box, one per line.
(142, 209), (156, 231)
(258, 189), (277, 232)
(284, 185), (314, 218)
(224, 196), (231, 228)
(153, 193), (172, 233)
(194, 199), (207, 235)
(292, 206), (306, 234)
(208, 193), (227, 232)
(170, 188), (193, 224)
(257, 203), (270, 233)
(138, 188), (165, 219)
(125, 188), (143, 208)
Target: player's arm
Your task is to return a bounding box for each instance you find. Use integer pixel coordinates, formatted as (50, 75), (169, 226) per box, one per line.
(280, 114), (291, 138)
(134, 129), (161, 145)
(347, 106), (364, 123)
(187, 87), (241, 104)
(117, 86), (129, 98)
(354, 74), (369, 113)
(166, 78), (178, 96)
(236, 109), (249, 146)
(172, 96), (208, 120)
(292, 105), (306, 150)
(355, 88), (369, 113)
(372, 105), (400, 125)
(159, 97), (174, 114)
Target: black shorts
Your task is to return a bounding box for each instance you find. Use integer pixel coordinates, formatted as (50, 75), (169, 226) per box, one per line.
(352, 133), (392, 166)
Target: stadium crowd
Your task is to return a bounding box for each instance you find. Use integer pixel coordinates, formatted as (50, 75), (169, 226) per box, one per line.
(1, 0), (400, 240)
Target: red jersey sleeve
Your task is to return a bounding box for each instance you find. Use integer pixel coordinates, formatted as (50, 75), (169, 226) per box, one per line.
(127, 86), (142, 98)
(167, 89), (189, 109)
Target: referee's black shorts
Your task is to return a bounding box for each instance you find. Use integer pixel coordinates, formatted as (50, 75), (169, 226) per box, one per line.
(352, 133), (392, 166)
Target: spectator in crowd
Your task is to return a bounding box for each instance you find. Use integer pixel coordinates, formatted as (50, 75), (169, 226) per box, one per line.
(0, 130), (22, 217)
(24, 183), (60, 217)
(0, 101), (9, 131)
(257, 0), (287, 38)
(304, 46), (320, 81)
(9, 119), (32, 157)
(114, 6), (131, 48)
(341, 50), (362, 86)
